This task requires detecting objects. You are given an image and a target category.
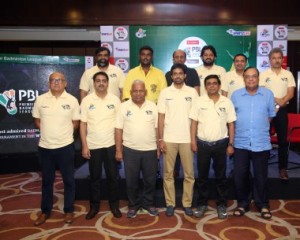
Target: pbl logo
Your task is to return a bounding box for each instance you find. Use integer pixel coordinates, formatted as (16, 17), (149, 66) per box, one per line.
(0, 89), (17, 115)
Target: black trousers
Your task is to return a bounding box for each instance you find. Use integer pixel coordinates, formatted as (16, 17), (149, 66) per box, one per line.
(123, 146), (157, 210)
(273, 106), (288, 170)
(196, 138), (228, 207)
(88, 145), (119, 210)
(233, 148), (270, 210)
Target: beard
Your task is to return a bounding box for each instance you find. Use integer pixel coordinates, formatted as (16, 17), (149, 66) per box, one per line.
(97, 59), (109, 68)
(202, 58), (214, 67)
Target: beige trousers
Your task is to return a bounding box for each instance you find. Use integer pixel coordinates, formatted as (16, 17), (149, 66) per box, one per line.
(163, 142), (195, 208)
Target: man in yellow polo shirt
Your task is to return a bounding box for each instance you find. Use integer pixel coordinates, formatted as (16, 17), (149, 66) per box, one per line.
(122, 45), (167, 103)
(115, 80), (159, 218)
(158, 63), (198, 217)
(195, 45), (226, 96)
(32, 72), (80, 226)
(190, 74), (236, 219)
(79, 46), (125, 101)
(260, 48), (296, 180)
(80, 71), (121, 219)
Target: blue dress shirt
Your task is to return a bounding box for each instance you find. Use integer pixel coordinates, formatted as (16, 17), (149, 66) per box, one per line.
(231, 87), (276, 152)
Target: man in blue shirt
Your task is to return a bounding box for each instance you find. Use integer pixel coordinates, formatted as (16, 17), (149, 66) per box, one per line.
(231, 67), (275, 220)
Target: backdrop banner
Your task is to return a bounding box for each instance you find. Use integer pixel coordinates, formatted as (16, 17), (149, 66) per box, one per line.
(128, 25), (257, 72)
(0, 54), (86, 154)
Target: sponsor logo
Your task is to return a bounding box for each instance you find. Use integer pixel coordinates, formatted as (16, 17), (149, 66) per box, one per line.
(89, 104), (95, 110)
(62, 104), (71, 110)
(265, 77), (271, 83)
(107, 104), (115, 109)
(226, 29), (251, 36)
(126, 110), (132, 117)
(135, 28), (147, 38)
(62, 57), (80, 63)
(260, 28), (270, 37)
(101, 43), (113, 54)
(0, 89), (17, 115)
(145, 110), (153, 115)
(275, 26), (287, 39)
(178, 36), (207, 68)
(150, 84), (157, 93)
(114, 27), (128, 40)
(258, 42), (272, 56)
(260, 60), (270, 68)
(115, 47), (129, 52)
(281, 77), (288, 82)
(115, 59), (129, 72)
(219, 107), (226, 112)
(185, 97), (192, 102)
(229, 80), (235, 85)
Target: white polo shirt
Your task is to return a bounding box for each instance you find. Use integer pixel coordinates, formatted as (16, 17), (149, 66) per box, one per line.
(189, 95), (236, 142)
(157, 84), (198, 143)
(259, 68), (296, 98)
(80, 92), (120, 149)
(195, 64), (226, 96)
(221, 70), (245, 98)
(79, 64), (125, 98)
(115, 99), (158, 151)
(32, 91), (80, 149)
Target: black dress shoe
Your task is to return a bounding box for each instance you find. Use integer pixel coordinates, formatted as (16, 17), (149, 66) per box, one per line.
(86, 208), (99, 220)
(111, 208), (122, 218)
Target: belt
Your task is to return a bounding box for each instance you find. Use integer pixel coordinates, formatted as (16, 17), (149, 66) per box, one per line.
(197, 138), (228, 146)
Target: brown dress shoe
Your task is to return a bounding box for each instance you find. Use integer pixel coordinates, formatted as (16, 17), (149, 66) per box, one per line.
(64, 212), (74, 224)
(34, 213), (49, 226)
(279, 169), (289, 180)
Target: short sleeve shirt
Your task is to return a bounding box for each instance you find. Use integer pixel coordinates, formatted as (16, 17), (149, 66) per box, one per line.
(32, 91), (80, 149)
(115, 99), (158, 151)
(221, 70), (245, 98)
(79, 64), (125, 98)
(259, 68), (296, 98)
(122, 65), (167, 103)
(157, 84), (198, 143)
(189, 95), (236, 142)
(195, 64), (226, 96)
(231, 87), (276, 152)
(80, 92), (120, 149)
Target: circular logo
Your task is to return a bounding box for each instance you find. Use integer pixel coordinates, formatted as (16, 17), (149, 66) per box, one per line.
(275, 26), (288, 39)
(114, 27), (128, 41)
(178, 36), (207, 68)
(115, 58), (129, 72)
(258, 42), (272, 56)
(101, 42), (113, 54)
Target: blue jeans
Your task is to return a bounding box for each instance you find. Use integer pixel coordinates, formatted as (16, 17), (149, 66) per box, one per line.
(38, 143), (75, 214)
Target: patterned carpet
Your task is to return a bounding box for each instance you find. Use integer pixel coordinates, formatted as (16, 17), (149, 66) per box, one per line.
(1, 172), (300, 240)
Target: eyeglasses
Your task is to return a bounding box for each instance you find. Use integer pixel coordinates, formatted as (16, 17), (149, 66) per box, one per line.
(244, 75), (258, 80)
(49, 78), (64, 84)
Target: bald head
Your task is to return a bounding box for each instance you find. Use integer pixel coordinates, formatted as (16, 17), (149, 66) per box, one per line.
(173, 49), (186, 64)
(130, 80), (147, 106)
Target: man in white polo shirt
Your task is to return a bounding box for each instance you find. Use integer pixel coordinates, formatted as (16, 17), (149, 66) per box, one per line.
(221, 53), (247, 98)
(158, 63), (198, 217)
(79, 46), (125, 101)
(115, 80), (159, 218)
(32, 72), (80, 226)
(195, 45), (226, 96)
(260, 48), (296, 180)
(80, 71), (121, 220)
(190, 74), (236, 219)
